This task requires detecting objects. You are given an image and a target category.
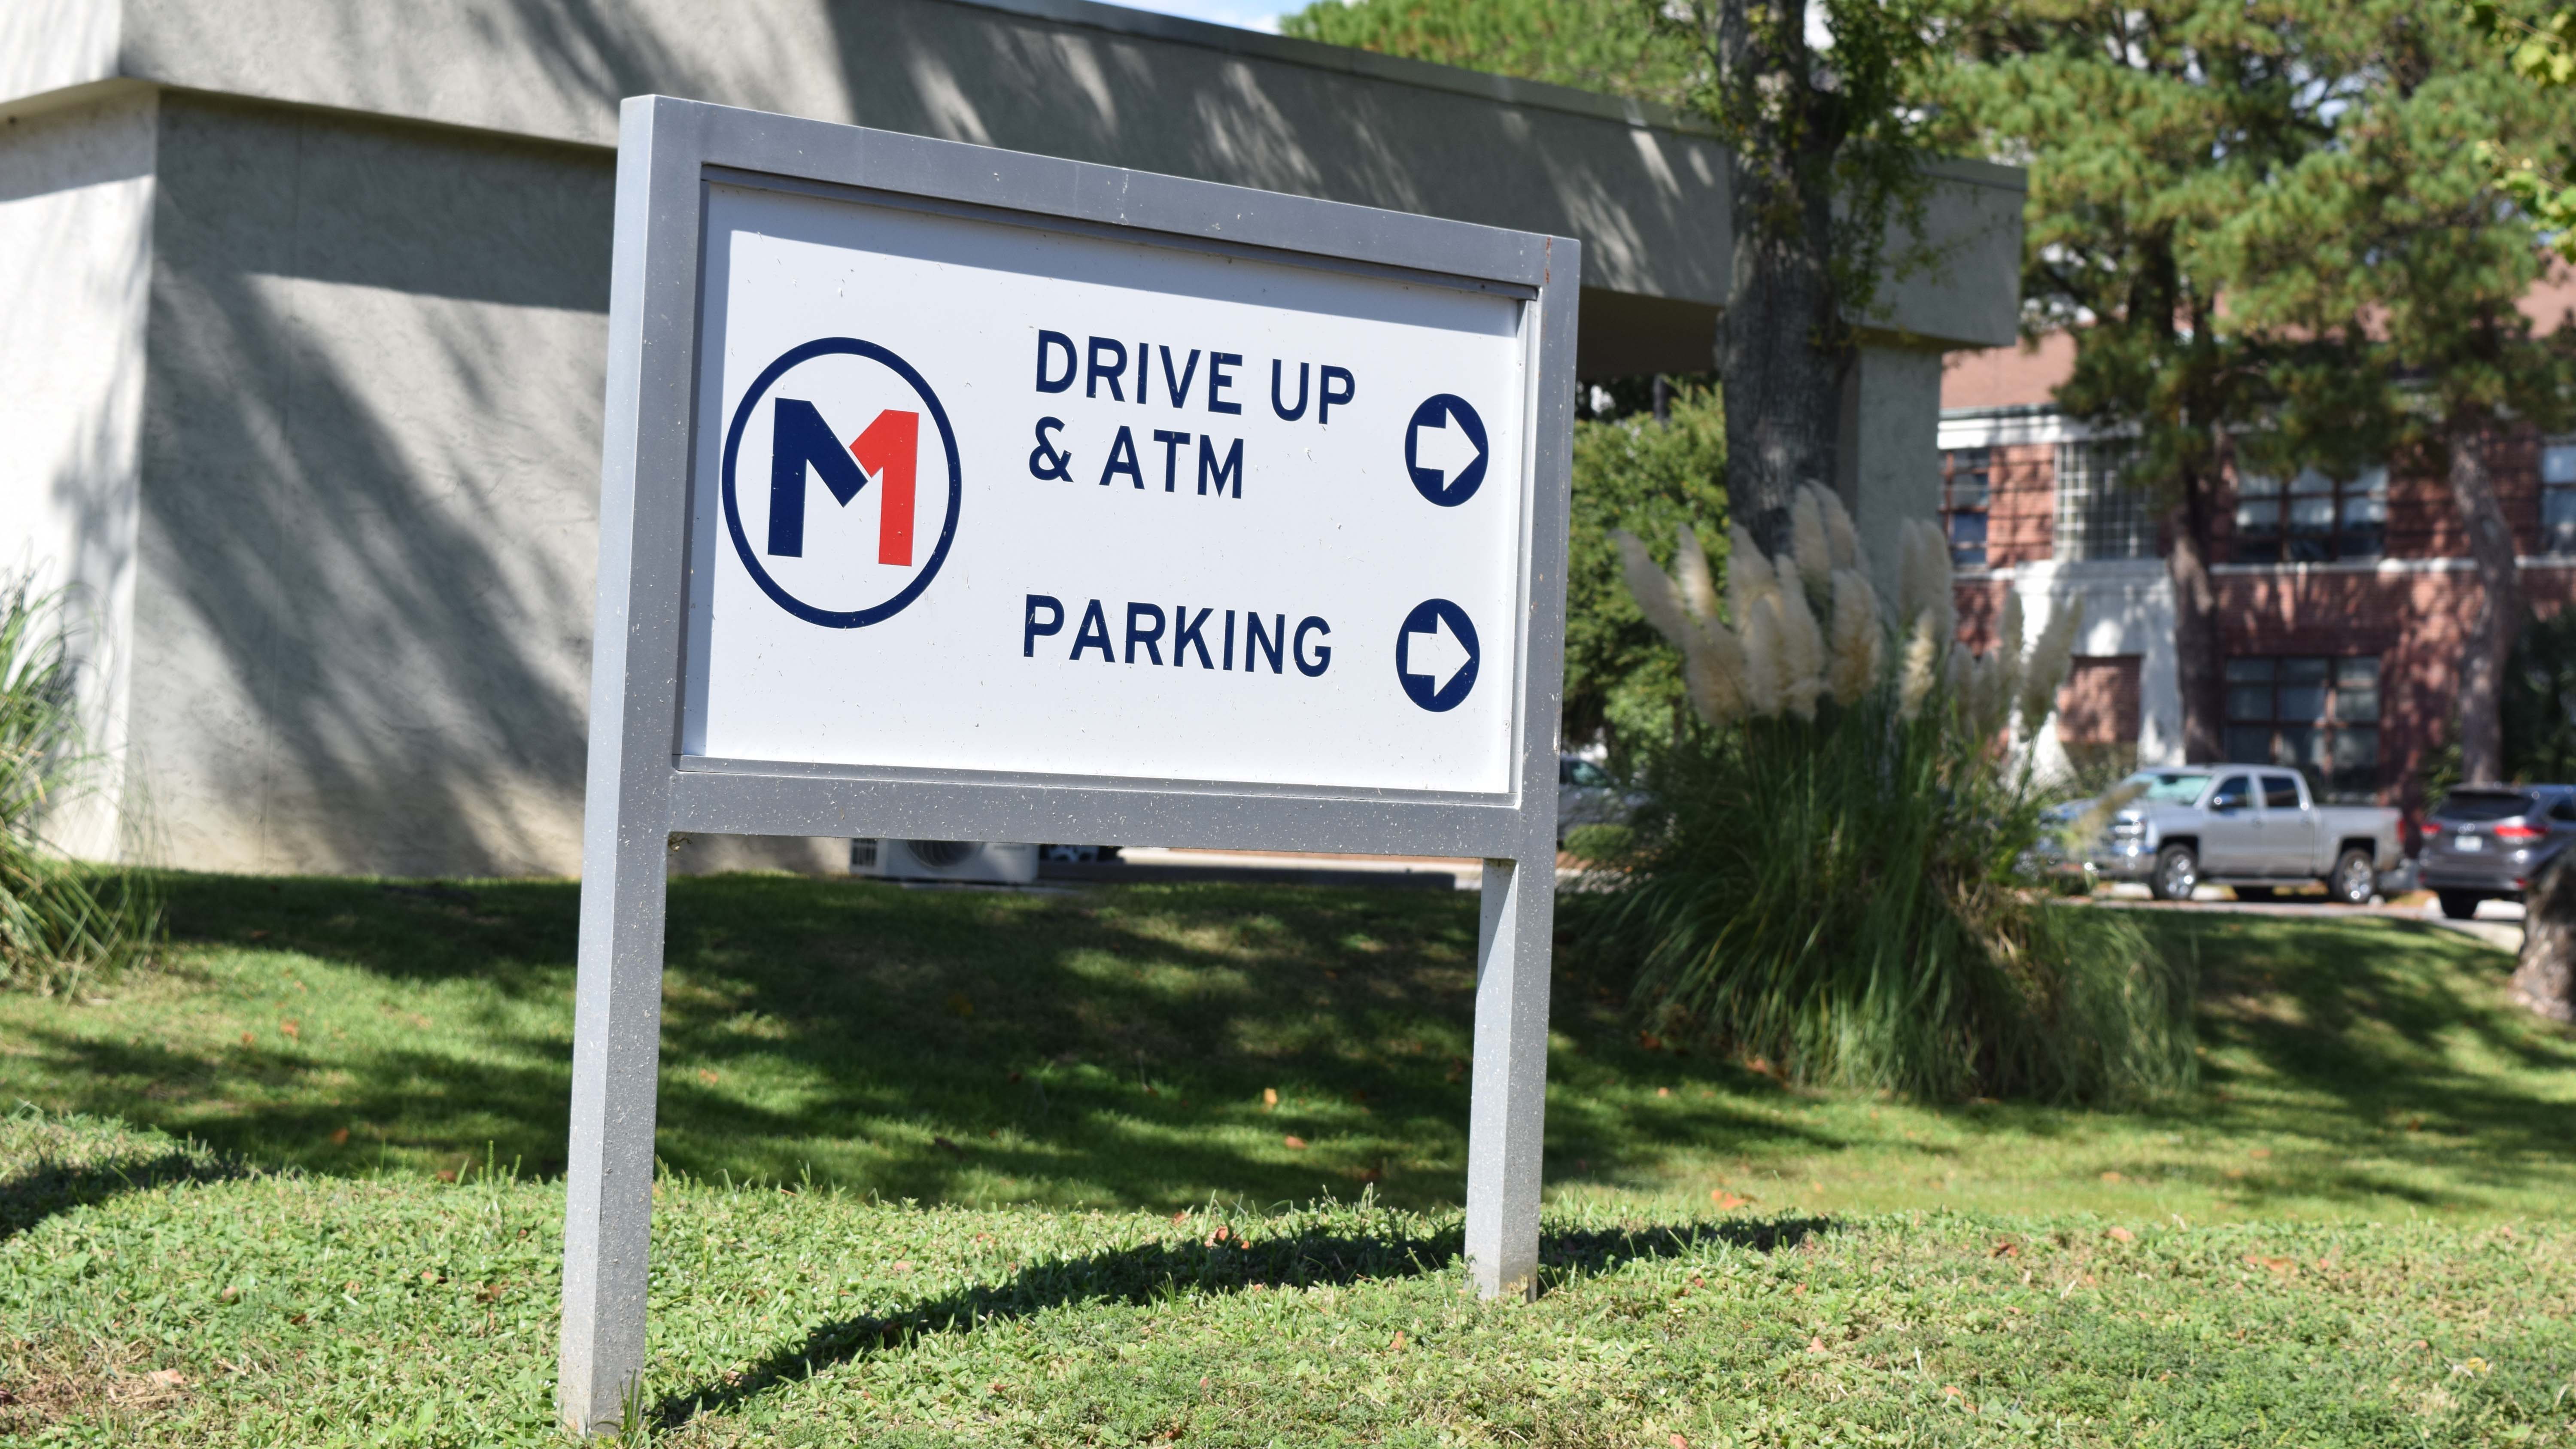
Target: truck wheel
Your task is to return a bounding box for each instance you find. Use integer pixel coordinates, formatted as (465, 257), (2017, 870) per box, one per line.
(2438, 890), (2482, 921)
(2150, 845), (2199, 902)
(2329, 848), (2376, 906)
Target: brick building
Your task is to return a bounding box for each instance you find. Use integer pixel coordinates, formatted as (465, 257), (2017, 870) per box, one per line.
(1940, 284), (2576, 808)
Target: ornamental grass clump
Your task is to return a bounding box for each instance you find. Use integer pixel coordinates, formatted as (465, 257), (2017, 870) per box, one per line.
(0, 579), (157, 995)
(1592, 486), (2191, 1103)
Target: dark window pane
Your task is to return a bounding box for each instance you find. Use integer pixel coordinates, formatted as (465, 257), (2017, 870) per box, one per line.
(2334, 685), (2379, 723)
(2262, 775), (2302, 809)
(2224, 726), (2274, 763)
(2225, 658), (2277, 683)
(2552, 798), (2576, 823)
(2211, 775), (2253, 809)
(2335, 658), (2380, 687)
(2227, 685), (2274, 721)
(2287, 467), (2333, 494)
(2546, 487), (2576, 555)
(2435, 789), (2540, 822)
(2278, 683), (2329, 722)
(2330, 728), (2379, 799)
(2239, 472), (2284, 497)
(2275, 725), (2323, 773)
(2281, 658), (2330, 682)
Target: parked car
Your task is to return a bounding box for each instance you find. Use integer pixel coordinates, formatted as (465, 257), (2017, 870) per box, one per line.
(1557, 755), (1642, 842)
(2073, 765), (2404, 905)
(2418, 785), (2576, 920)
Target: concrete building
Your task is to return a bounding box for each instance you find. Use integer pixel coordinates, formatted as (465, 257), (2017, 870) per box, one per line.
(1941, 281), (2576, 806)
(1, 0), (2022, 875)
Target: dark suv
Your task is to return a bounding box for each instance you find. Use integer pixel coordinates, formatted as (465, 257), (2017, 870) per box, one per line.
(2419, 785), (2576, 919)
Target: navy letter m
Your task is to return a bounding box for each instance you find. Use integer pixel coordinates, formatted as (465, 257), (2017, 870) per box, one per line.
(769, 398), (869, 558)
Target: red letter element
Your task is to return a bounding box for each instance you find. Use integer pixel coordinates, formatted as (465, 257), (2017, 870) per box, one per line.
(849, 411), (918, 565)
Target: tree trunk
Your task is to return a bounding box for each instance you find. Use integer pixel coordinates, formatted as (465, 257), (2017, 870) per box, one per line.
(1716, 178), (1843, 556)
(2512, 851), (2576, 1024)
(2166, 463), (2224, 762)
(2448, 423), (2519, 784)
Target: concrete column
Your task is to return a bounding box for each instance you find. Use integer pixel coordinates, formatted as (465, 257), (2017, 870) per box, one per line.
(1834, 343), (1945, 603)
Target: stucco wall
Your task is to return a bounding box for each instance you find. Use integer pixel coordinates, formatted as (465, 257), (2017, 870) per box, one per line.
(129, 95), (611, 874)
(0, 87), (153, 858)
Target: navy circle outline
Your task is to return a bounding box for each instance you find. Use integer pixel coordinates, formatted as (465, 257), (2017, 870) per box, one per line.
(1394, 598), (1480, 712)
(1403, 394), (1488, 507)
(720, 337), (964, 629)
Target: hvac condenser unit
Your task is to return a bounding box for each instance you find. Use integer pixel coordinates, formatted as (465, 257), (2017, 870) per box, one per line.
(850, 838), (1040, 885)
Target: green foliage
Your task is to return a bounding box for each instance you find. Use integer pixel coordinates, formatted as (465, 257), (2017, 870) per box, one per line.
(2466, 0), (2576, 260)
(1278, 0), (1698, 104)
(0, 579), (155, 995)
(1563, 383), (1727, 759)
(1588, 694), (2195, 1104)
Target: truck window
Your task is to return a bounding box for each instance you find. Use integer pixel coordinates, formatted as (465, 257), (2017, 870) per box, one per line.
(2210, 775), (2252, 811)
(2123, 771), (2214, 804)
(2260, 775), (2301, 810)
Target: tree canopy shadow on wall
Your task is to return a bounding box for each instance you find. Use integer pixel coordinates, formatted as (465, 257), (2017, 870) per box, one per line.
(137, 94), (613, 875)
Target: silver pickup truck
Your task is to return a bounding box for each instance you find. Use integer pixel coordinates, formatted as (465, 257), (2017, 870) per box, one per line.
(2075, 765), (2405, 904)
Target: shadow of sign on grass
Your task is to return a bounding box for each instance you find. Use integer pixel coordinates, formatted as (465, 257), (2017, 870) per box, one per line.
(653, 1214), (1831, 1427)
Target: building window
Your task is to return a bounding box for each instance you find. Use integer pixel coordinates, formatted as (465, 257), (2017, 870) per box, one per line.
(2222, 656), (2381, 802)
(2235, 465), (2387, 563)
(1942, 448), (1991, 568)
(2054, 440), (2156, 561)
(2544, 438), (2576, 554)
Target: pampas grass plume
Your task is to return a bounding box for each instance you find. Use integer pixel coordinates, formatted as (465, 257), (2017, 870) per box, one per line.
(1791, 489), (1832, 596)
(1898, 611), (1941, 720)
(1820, 486), (1861, 572)
(1741, 596), (1786, 717)
(1672, 523), (1720, 621)
(2018, 597), (2085, 730)
(1827, 570), (1882, 705)
(1729, 525), (1777, 621)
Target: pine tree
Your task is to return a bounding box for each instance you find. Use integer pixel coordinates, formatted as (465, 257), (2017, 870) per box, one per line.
(1936, 1), (2372, 762)
(2228, 6), (2576, 784)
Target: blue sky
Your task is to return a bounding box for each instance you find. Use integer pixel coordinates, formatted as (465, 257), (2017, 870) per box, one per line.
(1107, 0), (1299, 35)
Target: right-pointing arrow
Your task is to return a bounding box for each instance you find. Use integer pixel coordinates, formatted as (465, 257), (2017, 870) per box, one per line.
(1403, 612), (1473, 696)
(1412, 406), (1483, 486)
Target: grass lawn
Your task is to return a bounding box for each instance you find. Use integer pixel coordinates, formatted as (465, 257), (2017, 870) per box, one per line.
(4, 873), (2576, 1443)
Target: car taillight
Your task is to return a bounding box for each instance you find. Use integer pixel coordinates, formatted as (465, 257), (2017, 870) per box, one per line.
(2494, 823), (2544, 842)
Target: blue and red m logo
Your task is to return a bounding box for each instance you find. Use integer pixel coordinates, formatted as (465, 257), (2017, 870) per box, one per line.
(767, 399), (918, 565)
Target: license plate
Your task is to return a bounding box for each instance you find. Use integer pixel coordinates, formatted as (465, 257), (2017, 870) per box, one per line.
(2456, 835), (2485, 852)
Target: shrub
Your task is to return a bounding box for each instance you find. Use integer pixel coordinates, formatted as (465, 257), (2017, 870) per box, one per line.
(1587, 489), (2194, 1103)
(0, 579), (157, 994)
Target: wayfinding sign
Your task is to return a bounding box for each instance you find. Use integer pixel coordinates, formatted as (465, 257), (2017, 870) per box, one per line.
(688, 182), (1530, 792)
(559, 97), (1576, 1436)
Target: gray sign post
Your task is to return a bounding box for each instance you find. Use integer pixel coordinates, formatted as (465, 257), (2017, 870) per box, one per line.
(559, 94), (1576, 1434)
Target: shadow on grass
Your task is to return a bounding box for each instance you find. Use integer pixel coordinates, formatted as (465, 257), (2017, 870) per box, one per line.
(0, 1122), (244, 1240)
(100, 871), (1839, 1207)
(653, 1214), (1831, 1428)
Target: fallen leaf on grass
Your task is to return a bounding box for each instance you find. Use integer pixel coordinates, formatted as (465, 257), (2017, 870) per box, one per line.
(1263, 1088), (1279, 1110)
(329, 1128), (350, 1146)
(1389, 1331), (1407, 1350)
(147, 1370), (187, 1388)
(1283, 1136), (1308, 1150)
(1709, 1190), (1748, 1210)
(240, 1032), (254, 1047)
(2098, 1170), (2123, 1183)
(2108, 1227), (2135, 1242)
(697, 1068), (720, 1085)
(1807, 1337), (1828, 1354)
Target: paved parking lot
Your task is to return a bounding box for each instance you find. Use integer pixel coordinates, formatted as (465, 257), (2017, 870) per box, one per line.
(2091, 884), (2527, 950)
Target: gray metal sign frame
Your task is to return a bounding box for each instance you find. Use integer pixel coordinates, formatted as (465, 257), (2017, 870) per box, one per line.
(559, 94), (1578, 1434)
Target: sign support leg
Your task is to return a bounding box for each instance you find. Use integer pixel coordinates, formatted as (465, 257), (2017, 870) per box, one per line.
(1464, 851), (1553, 1299)
(556, 804), (672, 1430)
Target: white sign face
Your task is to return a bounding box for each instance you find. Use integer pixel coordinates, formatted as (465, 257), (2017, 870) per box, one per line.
(681, 183), (1531, 796)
